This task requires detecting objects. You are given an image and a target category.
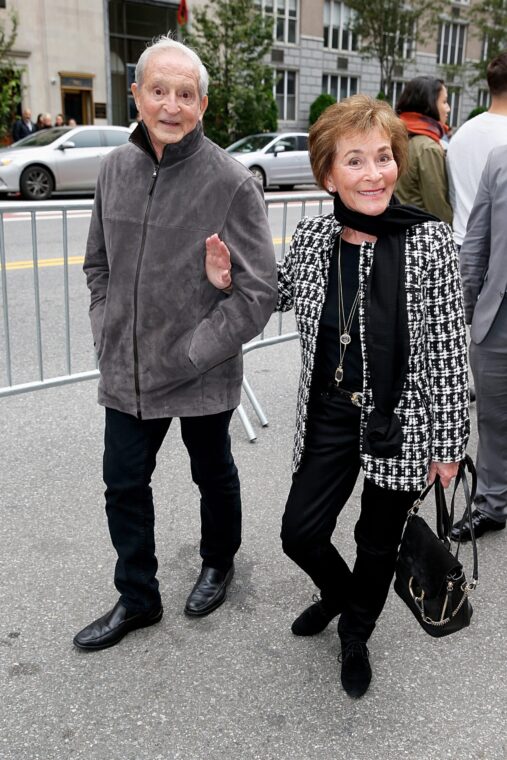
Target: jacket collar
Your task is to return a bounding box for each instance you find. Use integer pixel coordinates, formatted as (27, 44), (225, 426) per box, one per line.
(129, 121), (204, 166)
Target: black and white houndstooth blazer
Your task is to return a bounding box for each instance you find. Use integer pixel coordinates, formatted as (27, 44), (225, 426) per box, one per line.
(276, 213), (470, 492)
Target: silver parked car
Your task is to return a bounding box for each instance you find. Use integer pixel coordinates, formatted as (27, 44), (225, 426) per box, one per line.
(225, 132), (315, 190)
(0, 125), (131, 200)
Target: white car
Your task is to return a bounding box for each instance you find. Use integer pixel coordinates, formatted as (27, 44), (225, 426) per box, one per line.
(225, 132), (315, 190)
(0, 125), (131, 200)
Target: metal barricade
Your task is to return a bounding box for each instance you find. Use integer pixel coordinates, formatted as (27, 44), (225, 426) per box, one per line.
(0, 191), (332, 439)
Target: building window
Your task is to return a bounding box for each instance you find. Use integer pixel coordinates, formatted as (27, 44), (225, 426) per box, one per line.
(323, 1), (358, 52)
(481, 33), (493, 62)
(477, 88), (490, 109)
(322, 73), (358, 100)
(437, 21), (467, 65)
(275, 69), (297, 120)
(396, 20), (415, 60)
(447, 87), (461, 127)
(257, 0), (298, 44)
(108, 0), (178, 126)
(389, 81), (405, 110)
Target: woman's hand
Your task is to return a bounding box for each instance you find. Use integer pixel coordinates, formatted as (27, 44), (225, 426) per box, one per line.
(205, 233), (232, 291)
(427, 461), (459, 489)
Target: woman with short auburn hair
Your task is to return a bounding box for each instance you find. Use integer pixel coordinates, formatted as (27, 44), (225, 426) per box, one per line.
(309, 94), (409, 187)
(205, 93), (469, 699)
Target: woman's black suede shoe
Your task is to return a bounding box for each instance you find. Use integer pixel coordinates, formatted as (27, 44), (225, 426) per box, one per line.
(291, 595), (340, 636)
(339, 641), (372, 698)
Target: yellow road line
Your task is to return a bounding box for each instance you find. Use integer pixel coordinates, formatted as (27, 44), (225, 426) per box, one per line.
(2, 237), (294, 272)
(3, 255), (85, 271)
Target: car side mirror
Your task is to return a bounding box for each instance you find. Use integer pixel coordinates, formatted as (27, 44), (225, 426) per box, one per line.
(60, 141), (76, 150)
(273, 145), (286, 155)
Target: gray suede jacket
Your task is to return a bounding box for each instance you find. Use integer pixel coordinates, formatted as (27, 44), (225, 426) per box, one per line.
(84, 123), (277, 419)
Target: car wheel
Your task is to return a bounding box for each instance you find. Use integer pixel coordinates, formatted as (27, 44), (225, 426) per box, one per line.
(279, 184), (294, 191)
(20, 165), (54, 201)
(249, 166), (266, 188)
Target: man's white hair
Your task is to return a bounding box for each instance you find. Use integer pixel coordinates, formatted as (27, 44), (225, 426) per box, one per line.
(135, 34), (209, 99)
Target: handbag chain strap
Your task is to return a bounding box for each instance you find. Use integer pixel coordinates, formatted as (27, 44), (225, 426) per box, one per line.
(452, 454), (478, 588)
(408, 454), (479, 591)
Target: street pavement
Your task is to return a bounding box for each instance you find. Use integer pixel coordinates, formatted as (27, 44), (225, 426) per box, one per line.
(1, 326), (506, 760)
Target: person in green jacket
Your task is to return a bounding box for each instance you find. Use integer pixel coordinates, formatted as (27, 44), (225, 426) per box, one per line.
(395, 76), (453, 224)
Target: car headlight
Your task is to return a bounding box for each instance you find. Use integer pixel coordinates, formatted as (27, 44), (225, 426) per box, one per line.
(0, 158), (13, 166)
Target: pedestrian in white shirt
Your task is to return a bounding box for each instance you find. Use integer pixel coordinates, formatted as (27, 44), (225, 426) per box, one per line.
(447, 51), (507, 247)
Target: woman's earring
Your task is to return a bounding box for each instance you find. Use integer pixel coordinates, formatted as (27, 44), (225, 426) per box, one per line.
(328, 186), (334, 193)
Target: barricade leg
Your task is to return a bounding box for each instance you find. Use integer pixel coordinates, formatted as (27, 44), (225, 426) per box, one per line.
(236, 402), (257, 443)
(242, 375), (268, 427)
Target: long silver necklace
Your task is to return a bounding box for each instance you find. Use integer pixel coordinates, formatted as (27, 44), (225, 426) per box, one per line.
(334, 236), (360, 386)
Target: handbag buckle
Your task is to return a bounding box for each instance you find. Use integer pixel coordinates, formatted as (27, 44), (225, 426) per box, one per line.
(408, 576), (424, 603)
(408, 499), (422, 516)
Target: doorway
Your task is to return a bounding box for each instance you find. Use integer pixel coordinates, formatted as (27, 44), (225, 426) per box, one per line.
(62, 90), (93, 125)
(59, 73), (95, 125)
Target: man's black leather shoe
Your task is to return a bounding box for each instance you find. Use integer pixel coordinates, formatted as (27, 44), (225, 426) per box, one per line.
(339, 641), (372, 699)
(450, 508), (506, 542)
(73, 600), (163, 651)
(184, 565), (234, 617)
(291, 595), (340, 636)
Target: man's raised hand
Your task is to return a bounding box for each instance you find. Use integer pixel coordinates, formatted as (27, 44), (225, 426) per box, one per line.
(205, 234), (232, 291)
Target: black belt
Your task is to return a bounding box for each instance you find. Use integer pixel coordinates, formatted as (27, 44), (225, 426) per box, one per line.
(321, 382), (363, 407)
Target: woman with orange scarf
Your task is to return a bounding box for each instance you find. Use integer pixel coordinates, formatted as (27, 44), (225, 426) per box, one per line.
(395, 76), (453, 223)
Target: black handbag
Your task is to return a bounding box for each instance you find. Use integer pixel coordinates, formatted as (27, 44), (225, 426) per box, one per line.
(394, 454), (478, 637)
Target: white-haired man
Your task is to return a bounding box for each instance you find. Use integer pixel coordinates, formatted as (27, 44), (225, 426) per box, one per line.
(74, 37), (277, 651)
(12, 108), (35, 141)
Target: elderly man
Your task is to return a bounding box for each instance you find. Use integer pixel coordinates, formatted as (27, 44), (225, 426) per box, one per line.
(12, 108), (35, 141)
(74, 36), (277, 651)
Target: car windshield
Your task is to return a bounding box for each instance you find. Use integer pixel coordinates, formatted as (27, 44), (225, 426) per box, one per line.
(225, 134), (276, 153)
(10, 128), (72, 148)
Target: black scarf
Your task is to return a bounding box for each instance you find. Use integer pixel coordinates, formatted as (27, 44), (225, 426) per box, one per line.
(333, 193), (438, 458)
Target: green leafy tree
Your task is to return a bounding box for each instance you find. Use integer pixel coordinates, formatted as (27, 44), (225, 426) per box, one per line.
(467, 105), (488, 120)
(467, 0), (507, 81)
(345, 0), (445, 99)
(309, 93), (336, 126)
(186, 0), (277, 147)
(0, 10), (22, 141)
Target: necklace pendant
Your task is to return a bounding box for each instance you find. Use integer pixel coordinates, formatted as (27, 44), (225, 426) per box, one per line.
(340, 332), (351, 346)
(334, 366), (344, 385)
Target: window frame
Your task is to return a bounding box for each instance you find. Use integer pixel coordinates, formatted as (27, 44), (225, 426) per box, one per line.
(275, 68), (297, 121)
(447, 87), (461, 127)
(323, 0), (358, 52)
(477, 88), (490, 109)
(322, 73), (359, 100)
(437, 20), (467, 65)
(256, 0), (298, 44)
(389, 81), (405, 110)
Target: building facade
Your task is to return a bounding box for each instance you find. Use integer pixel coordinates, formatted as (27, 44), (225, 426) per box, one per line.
(1, 0), (492, 132)
(6, 0), (109, 126)
(259, 0), (488, 131)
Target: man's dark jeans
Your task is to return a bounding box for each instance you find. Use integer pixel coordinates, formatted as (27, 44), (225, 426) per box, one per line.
(103, 407), (241, 612)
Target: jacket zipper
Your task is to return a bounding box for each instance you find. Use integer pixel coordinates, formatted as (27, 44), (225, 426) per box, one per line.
(133, 165), (159, 418)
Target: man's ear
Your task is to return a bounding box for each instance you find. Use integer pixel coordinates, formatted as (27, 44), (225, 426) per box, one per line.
(131, 82), (139, 113)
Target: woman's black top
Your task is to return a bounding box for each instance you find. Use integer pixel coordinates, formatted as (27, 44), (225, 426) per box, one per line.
(311, 238), (363, 392)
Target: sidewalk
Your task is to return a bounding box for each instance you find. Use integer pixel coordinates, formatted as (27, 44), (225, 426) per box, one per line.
(1, 337), (506, 760)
